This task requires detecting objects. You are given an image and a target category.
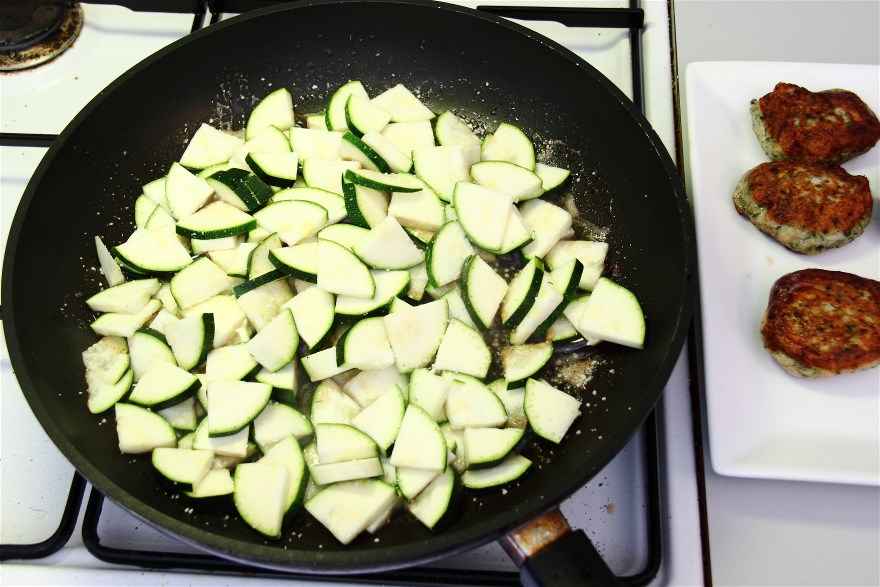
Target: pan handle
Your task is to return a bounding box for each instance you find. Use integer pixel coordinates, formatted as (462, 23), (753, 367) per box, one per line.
(500, 508), (621, 587)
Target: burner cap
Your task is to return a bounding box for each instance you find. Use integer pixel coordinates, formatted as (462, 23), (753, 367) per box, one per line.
(0, 1), (81, 71)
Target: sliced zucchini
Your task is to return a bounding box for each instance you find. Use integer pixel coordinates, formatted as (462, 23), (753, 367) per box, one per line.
(342, 180), (388, 228)
(258, 435), (307, 512)
(207, 380), (272, 437)
(256, 360), (299, 404)
(157, 396), (197, 431)
(335, 269), (409, 316)
(471, 161), (543, 202)
(253, 402), (313, 450)
(534, 163), (570, 191)
(246, 309), (298, 372)
(441, 287), (476, 329)
(246, 87), (294, 139)
(346, 93), (392, 137)
(272, 186), (347, 224)
(382, 120), (435, 156)
(481, 123), (535, 170)
(191, 235), (239, 254)
(397, 466), (439, 500)
(510, 272), (564, 345)
(90, 299), (161, 338)
(86, 367), (133, 414)
(501, 258), (543, 327)
(187, 468), (234, 498)
(434, 111), (480, 148)
(566, 277), (645, 349)
(532, 259), (583, 338)
(114, 229), (192, 274)
(95, 236), (125, 287)
(490, 379), (527, 428)
(462, 454), (532, 489)
(205, 343), (258, 383)
(289, 128), (343, 159)
(520, 199), (573, 259)
(306, 113), (328, 129)
(524, 378), (581, 443)
(170, 257), (232, 310)
(389, 405), (446, 470)
(254, 200), (328, 246)
(165, 162), (214, 219)
(317, 239), (375, 298)
(341, 131), (389, 172)
(235, 272), (294, 331)
(547, 315), (578, 342)
(82, 336), (130, 385)
(407, 467), (456, 530)
(382, 298), (448, 372)
(354, 216), (425, 270)
(302, 158), (360, 195)
(146, 308), (180, 335)
(316, 423), (378, 464)
(351, 386), (405, 451)
(453, 182), (513, 252)
(128, 328), (175, 381)
(182, 294), (249, 347)
(209, 242), (257, 278)
(502, 342), (552, 385)
(412, 145), (471, 202)
(245, 151), (299, 188)
(389, 297), (413, 313)
(361, 131), (412, 173)
(342, 366), (407, 408)
(143, 204), (178, 237)
(281, 286), (333, 349)
(269, 241), (319, 282)
(305, 445), (383, 486)
(180, 123), (243, 169)
(408, 368), (449, 422)
(343, 169), (422, 193)
(142, 176), (169, 210)
(426, 221), (473, 287)
(135, 195), (158, 228)
(464, 427), (524, 468)
(445, 375), (507, 429)
(337, 316), (395, 370)
(151, 447), (213, 488)
(302, 347), (351, 383)
(326, 80), (369, 131)
(545, 240), (608, 291)
(234, 462), (290, 538)
(407, 262), (429, 301)
(207, 168), (273, 212)
(433, 319), (491, 379)
(305, 479), (397, 545)
(128, 363), (198, 409)
(309, 380), (360, 424)
(388, 185), (445, 231)
(371, 84), (434, 122)
(460, 255), (508, 329)
(317, 224), (369, 251)
(155, 284), (180, 316)
(86, 278), (160, 314)
(247, 233), (282, 279)
(115, 403), (176, 454)
(192, 417), (249, 457)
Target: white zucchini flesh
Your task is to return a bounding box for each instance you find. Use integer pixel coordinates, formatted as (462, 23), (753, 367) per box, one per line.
(270, 242), (319, 281)
(315, 423), (378, 464)
(175, 201), (255, 240)
(547, 315), (579, 342)
(254, 200), (328, 246)
(317, 239), (375, 298)
(344, 169), (423, 193)
(524, 378), (581, 443)
(501, 259), (542, 327)
(317, 224), (370, 251)
(339, 132), (385, 172)
(432, 319), (491, 379)
(187, 468), (234, 498)
(566, 277), (645, 348)
(209, 242), (257, 278)
(207, 380), (272, 436)
(306, 114), (328, 130)
(307, 451), (384, 486)
(115, 403), (176, 454)
(388, 186), (445, 232)
(155, 284), (180, 315)
(502, 342), (553, 383)
(234, 462), (290, 538)
(460, 255), (508, 329)
(381, 121), (435, 156)
(498, 204), (532, 254)
(248, 233), (283, 279)
(408, 368), (450, 422)
(253, 401), (313, 450)
(191, 235), (240, 254)
(246, 308), (298, 371)
(91, 299), (161, 338)
(193, 418), (249, 457)
(462, 454), (532, 489)
(142, 176), (169, 210)
(382, 299), (449, 372)
(519, 199), (573, 259)
(86, 278), (160, 314)
(246, 87), (294, 139)
(361, 131), (412, 172)
(165, 162), (214, 220)
(114, 229), (192, 274)
(342, 366), (407, 408)
(412, 145), (472, 202)
(305, 479), (398, 545)
(302, 158), (361, 195)
(94, 236), (125, 287)
(346, 94), (391, 136)
(309, 380), (359, 425)
(510, 272), (564, 345)
(340, 316), (395, 370)
(434, 111), (480, 148)
(354, 216), (424, 270)
(157, 396), (197, 431)
(445, 375), (508, 429)
(470, 161), (543, 202)
(170, 257), (233, 310)
(86, 368), (133, 414)
(301, 347), (352, 383)
(480, 123), (536, 170)
(407, 467), (456, 529)
(463, 427), (524, 466)
(183, 294), (249, 347)
(371, 84), (434, 122)
(351, 386), (405, 451)
(135, 195), (159, 228)
(205, 343), (257, 382)
(396, 466), (439, 500)
(426, 221), (473, 287)
(442, 287), (477, 329)
(283, 286), (335, 348)
(545, 240), (609, 291)
(326, 80), (370, 131)
(407, 263), (429, 301)
(334, 270), (409, 316)
(490, 380), (527, 428)
(272, 187), (347, 224)
(258, 435), (307, 512)
(128, 329), (176, 381)
(389, 405), (447, 470)
(342, 181), (389, 229)
(236, 277), (294, 331)
(289, 128), (343, 160)
(82, 336), (129, 385)
(534, 162), (571, 191)
(246, 151), (299, 187)
(151, 447), (213, 486)
(180, 123), (244, 169)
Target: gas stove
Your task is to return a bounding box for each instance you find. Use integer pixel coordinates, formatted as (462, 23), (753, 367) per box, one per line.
(0, 2), (705, 585)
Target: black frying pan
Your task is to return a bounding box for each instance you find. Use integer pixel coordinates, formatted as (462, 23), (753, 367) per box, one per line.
(1, 1), (694, 584)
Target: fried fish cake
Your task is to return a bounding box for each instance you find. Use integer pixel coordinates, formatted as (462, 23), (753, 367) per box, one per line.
(761, 269), (880, 377)
(732, 161), (873, 254)
(751, 82), (880, 164)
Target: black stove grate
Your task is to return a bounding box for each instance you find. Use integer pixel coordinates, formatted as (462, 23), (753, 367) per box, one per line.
(0, 1), (662, 584)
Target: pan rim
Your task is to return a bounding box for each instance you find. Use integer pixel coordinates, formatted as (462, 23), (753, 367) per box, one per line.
(1, 0), (694, 573)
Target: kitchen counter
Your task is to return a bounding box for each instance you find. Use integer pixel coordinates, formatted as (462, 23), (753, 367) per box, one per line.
(673, 1), (880, 585)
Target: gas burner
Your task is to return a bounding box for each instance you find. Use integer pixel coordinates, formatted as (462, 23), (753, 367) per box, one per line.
(0, 1), (82, 71)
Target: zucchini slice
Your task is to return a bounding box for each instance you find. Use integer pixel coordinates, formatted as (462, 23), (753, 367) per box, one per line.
(180, 123), (243, 169)
(234, 462), (290, 538)
(388, 184), (445, 232)
(407, 467), (456, 530)
(445, 375), (507, 429)
(340, 131), (390, 172)
(128, 328), (175, 382)
(95, 236), (125, 287)
(354, 216), (425, 270)
(301, 347), (352, 383)
(566, 277), (645, 349)
(114, 229), (192, 274)
(480, 123), (535, 170)
(460, 254), (508, 329)
(258, 435), (308, 513)
(337, 316), (395, 370)
(317, 223), (370, 250)
(382, 120), (435, 156)
(524, 378), (581, 443)
(389, 405), (446, 470)
(192, 417), (249, 457)
(165, 162), (214, 219)
(316, 423), (379, 464)
(91, 299), (161, 338)
(383, 298), (448, 372)
(269, 242), (319, 282)
(207, 168), (273, 212)
(371, 84), (434, 122)
(413, 145), (473, 202)
(245, 151), (299, 188)
(342, 180), (388, 228)
(408, 368), (450, 422)
(272, 187), (347, 224)
(441, 287), (477, 329)
(206, 343), (258, 383)
(86, 368), (133, 415)
(86, 278), (160, 314)
(170, 257), (232, 310)
(183, 294), (248, 348)
(157, 396), (197, 431)
(361, 132), (412, 173)
(284, 285), (335, 348)
(471, 161), (543, 202)
(334, 269), (409, 316)
(246, 87), (294, 139)
(545, 240), (609, 291)
(510, 272), (564, 345)
(502, 342), (553, 386)
(254, 200), (328, 246)
(305, 479), (397, 545)
(463, 427), (524, 468)
(500, 258), (543, 327)
(397, 466), (439, 500)
(309, 380), (360, 424)
(128, 363), (198, 410)
(302, 158), (361, 195)
(186, 468), (233, 498)
(151, 447), (213, 488)
(289, 128), (343, 160)
(164, 314), (213, 371)
(351, 386), (406, 451)
(345, 93), (392, 137)
(534, 162), (570, 191)
(462, 454), (532, 489)
(115, 403), (176, 454)
(246, 308), (298, 371)
(491, 380), (527, 429)
(433, 319), (491, 379)
(326, 80), (369, 131)
(434, 111), (480, 148)
(235, 272), (293, 331)
(342, 366), (407, 408)
(317, 239), (375, 298)
(426, 221), (473, 287)
(519, 199), (573, 259)
(82, 336), (130, 386)
(305, 445), (384, 486)
(343, 168), (422, 193)
(207, 380), (272, 437)
(253, 402), (313, 450)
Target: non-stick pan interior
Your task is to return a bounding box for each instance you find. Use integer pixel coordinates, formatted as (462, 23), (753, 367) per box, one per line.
(2, 0), (692, 572)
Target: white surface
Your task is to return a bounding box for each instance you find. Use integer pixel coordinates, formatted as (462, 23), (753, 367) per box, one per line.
(686, 60), (880, 487)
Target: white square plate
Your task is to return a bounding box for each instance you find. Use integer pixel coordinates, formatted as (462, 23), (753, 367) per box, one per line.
(685, 61), (880, 486)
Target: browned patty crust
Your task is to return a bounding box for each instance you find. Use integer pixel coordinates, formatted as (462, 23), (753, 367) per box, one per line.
(762, 269), (880, 376)
(755, 82), (880, 164)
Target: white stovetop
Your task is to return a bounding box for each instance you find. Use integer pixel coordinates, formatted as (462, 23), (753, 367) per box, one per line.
(0, 2), (703, 585)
